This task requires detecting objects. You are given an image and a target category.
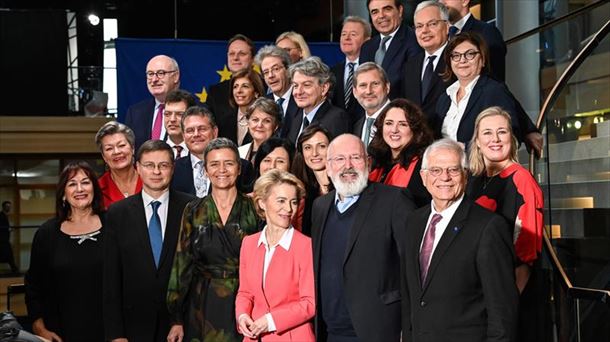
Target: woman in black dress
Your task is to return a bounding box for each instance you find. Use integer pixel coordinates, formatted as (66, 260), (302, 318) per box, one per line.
(25, 161), (105, 341)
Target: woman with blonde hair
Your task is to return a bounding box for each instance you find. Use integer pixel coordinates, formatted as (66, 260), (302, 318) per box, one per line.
(275, 31), (311, 64)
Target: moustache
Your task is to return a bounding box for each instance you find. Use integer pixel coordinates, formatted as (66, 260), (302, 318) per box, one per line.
(339, 167), (360, 177)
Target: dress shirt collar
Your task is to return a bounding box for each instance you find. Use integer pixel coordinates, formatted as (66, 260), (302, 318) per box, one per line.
(274, 86), (293, 103)
(334, 192), (360, 213)
(380, 25), (401, 47)
(141, 187), (170, 204)
(430, 194), (464, 217)
(190, 153), (203, 169)
(304, 100), (325, 120)
(446, 75), (480, 103)
(453, 12), (471, 32)
(258, 226), (294, 251)
(425, 43), (447, 61)
(344, 57), (359, 66)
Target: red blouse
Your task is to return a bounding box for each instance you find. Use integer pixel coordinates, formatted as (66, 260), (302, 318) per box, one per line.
(98, 170), (143, 210)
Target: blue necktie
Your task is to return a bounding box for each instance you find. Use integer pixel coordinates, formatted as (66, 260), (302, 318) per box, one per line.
(276, 97), (285, 117)
(149, 201), (163, 267)
(448, 26), (459, 39)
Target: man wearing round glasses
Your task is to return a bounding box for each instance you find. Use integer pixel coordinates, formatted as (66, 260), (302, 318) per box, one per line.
(125, 55), (181, 151)
(311, 134), (415, 342)
(401, 138), (518, 341)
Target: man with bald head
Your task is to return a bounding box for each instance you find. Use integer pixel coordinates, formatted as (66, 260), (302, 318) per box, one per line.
(125, 55), (180, 150)
(311, 134), (415, 342)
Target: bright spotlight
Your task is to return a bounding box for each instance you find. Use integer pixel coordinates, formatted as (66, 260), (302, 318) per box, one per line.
(88, 14), (100, 26)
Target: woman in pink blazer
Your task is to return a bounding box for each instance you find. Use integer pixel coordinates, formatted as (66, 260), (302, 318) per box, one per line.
(236, 170), (315, 341)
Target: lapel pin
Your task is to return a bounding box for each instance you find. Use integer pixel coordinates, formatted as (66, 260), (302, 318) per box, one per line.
(452, 226), (460, 233)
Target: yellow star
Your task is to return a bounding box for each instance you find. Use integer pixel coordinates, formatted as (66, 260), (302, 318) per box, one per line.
(195, 86), (208, 103)
(216, 65), (232, 82)
(252, 64), (261, 74)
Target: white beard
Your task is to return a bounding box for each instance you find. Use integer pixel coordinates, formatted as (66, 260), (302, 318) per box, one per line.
(331, 167), (369, 197)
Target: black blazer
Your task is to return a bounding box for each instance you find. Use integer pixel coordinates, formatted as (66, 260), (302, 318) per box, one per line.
(311, 183), (415, 342)
(330, 61), (365, 125)
(171, 153), (255, 195)
(401, 51), (451, 127)
(401, 199), (519, 342)
(286, 100), (350, 144)
(434, 74), (522, 144)
(206, 80), (237, 143)
(460, 15), (507, 82)
(103, 190), (194, 342)
(360, 24), (422, 100)
(124, 98), (155, 151)
(264, 92), (299, 139)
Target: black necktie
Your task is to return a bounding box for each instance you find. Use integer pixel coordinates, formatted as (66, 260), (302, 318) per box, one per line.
(421, 55), (437, 102)
(173, 145), (183, 160)
(344, 62), (355, 107)
(448, 26), (459, 39)
(276, 97), (285, 117)
(303, 116), (310, 129)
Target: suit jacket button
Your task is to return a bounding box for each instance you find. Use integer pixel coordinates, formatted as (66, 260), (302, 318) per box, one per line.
(420, 301), (426, 307)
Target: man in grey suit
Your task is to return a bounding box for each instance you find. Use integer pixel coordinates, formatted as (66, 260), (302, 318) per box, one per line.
(401, 139), (518, 342)
(104, 140), (194, 342)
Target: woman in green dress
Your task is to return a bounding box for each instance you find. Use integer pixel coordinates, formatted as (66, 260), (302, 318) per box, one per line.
(168, 138), (260, 342)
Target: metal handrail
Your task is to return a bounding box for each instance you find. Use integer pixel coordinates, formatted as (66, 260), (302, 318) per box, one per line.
(505, 0), (609, 45)
(522, 13), (610, 302)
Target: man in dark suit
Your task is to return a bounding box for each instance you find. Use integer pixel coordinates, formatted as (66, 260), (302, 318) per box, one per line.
(359, 0), (421, 100)
(172, 106), (253, 197)
(330, 16), (370, 125)
(402, 1), (451, 125)
(312, 134), (415, 342)
(401, 138), (518, 342)
(255, 45), (298, 138)
(351, 62), (390, 147)
(104, 139), (194, 342)
(125, 55), (180, 151)
(286, 57), (350, 144)
(206, 34), (257, 143)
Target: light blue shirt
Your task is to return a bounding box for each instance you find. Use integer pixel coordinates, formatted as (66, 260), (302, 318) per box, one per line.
(334, 192), (360, 213)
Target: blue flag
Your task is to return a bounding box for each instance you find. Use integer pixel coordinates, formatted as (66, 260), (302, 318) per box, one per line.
(115, 38), (343, 122)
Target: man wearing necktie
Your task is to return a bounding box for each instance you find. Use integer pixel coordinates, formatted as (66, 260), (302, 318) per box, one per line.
(125, 55), (180, 151)
(163, 89), (195, 160)
(286, 57), (350, 144)
(351, 62), (391, 148)
(104, 140), (194, 342)
(359, 0), (422, 100)
(331, 16), (370, 125)
(401, 139), (518, 342)
(401, 1), (451, 126)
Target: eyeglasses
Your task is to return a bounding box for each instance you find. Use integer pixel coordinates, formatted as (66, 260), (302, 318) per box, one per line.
(184, 125), (212, 136)
(449, 50), (480, 62)
(262, 65), (285, 77)
(328, 154), (365, 167)
(424, 166), (464, 177)
(146, 70), (177, 79)
(139, 162), (172, 171)
(414, 19), (446, 31)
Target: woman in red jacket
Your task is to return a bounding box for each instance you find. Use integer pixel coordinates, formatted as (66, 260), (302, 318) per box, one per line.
(235, 170), (314, 341)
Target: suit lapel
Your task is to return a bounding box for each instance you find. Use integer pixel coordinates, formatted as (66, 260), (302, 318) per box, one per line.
(313, 193), (334, 272)
(421, 200), (471, 292)
(335, 62), (346, 105)
(411, 53), (425, 103)
(131, 194), (158, 272)
(382, 25), (405, 69)
(343, 185), (375, 265)
(312, 100), (330, 124)
(459, 76), (486, 135)
(412, 207), (431, 289)
(424, 54), (447, 102)
(158, 191), (182, 270)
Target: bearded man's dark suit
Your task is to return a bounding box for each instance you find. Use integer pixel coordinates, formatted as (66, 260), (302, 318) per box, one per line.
(401, 199), (519, 342)
(103, 190), (194, 341)
(359, 24), (422, 100)
(311, 183), (415, 341)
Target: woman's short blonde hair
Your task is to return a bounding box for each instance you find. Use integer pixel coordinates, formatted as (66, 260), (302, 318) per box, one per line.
(252, 169), (305, 219)
(468, 106), (519, 176)
(275, 31), (311, 60)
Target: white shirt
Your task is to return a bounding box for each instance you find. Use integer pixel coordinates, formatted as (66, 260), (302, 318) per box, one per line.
(360, 99), (390, 143)
(152, 101), (167, 140)
(419, 195), (465, 270)
(344, 57), (359, 85)
(141, 189), (170, 239)
(166, 139), (188, 159)
(273, 87), (293, 115)
(441, 75), (480, 140)
(421, 44), (447, 80)
(453, 12), (472, 33)
(190, 154), (210, 197)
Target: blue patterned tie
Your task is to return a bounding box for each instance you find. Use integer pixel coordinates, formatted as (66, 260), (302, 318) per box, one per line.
(149, 201), (163, 267)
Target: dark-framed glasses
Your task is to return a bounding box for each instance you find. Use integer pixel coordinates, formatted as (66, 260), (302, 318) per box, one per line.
(449, 50), (480, 62)
(146, 70), (177, 79)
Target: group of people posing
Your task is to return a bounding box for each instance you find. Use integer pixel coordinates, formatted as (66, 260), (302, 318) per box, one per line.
(24, 1), (545, 341)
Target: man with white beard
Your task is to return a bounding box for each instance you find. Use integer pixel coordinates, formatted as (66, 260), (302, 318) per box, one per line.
(311, 134), (415, 342)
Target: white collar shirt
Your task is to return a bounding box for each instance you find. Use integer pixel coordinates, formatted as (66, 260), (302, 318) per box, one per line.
(141, 189), (170, 239)
(441, 75), (480, 141)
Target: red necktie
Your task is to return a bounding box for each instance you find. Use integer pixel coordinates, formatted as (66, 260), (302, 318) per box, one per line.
(419, 213), (443, 285)
(151, 103), (165, 140)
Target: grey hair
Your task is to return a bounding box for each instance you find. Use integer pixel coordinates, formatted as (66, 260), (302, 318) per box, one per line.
(288, 56), (332, 85)
(246, 97), (282, 128)
(353, 62), (390, 87)
(203, 137), (240, 165)
(421, 138), (468, 170)
(414, 0), (450, 22)
(95, 121), (136, 151)
(255, 45), (292, 69)
(343, 15), (372, 39)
